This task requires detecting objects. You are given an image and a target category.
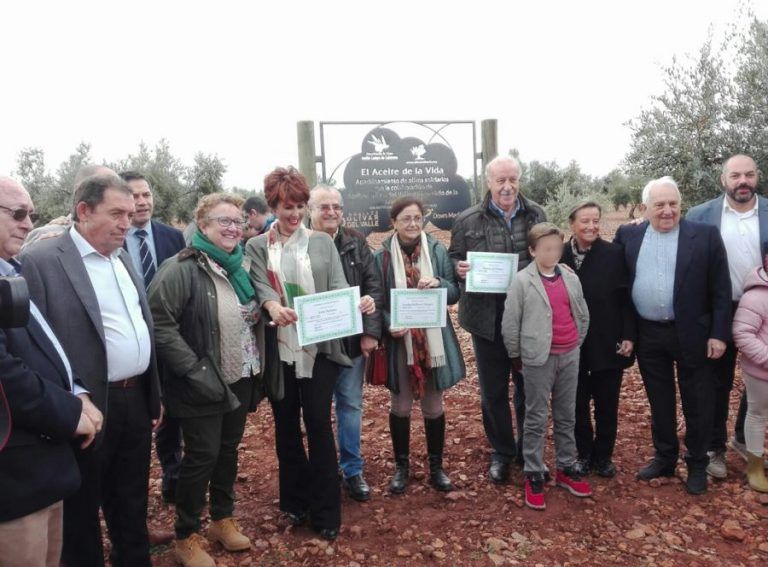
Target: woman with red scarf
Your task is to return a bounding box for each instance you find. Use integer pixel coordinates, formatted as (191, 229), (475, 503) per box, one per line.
(375, 197), (465, 495)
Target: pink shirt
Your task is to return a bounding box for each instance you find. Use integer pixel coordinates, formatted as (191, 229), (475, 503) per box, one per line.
(541, 273), (579, 354)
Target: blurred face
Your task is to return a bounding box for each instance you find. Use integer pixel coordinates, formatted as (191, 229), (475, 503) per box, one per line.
(127, 179), (154, 227)
(247, 209), (269, 232)
(722, 155), (758, 206)
(201, 203), (244, 253)
(646, 184), (681, 233)
(486, 160), (520, 213)
(530, 233), (563, 272)
(0, 185), (35, 260)
(570, 207), (601, 249)
(393, 204), (423, 244)
(310, 190), (343, 236)
(76, 188), (135, 256)
(274, 199), (307, 237)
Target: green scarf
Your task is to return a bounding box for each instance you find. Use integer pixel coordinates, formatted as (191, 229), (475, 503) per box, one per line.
(191, 230), (255, 304)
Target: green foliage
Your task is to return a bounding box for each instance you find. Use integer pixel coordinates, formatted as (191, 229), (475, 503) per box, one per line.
(625, 11), (768, 206)
(543, 182), (611, 230)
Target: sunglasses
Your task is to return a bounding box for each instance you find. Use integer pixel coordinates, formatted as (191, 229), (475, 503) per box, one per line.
(0, 205), (39, 223)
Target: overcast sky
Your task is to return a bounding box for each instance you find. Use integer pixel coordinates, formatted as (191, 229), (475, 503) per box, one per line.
(1, 0), (764, 190)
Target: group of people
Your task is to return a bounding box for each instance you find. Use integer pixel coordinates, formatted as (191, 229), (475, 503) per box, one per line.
(0, 152), (767, 567)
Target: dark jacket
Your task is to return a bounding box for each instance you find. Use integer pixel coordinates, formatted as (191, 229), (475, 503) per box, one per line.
(448, 192), (546, 341)
(374, 233), (465, 392)
(335, 227), (383, 358)
(148, 248), (271, 419)
(561, 238), (636, 372)
(614, 219), (732, 367)
(0, 317), (82, 522)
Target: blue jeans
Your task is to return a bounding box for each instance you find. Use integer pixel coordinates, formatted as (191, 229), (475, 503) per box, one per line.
(334, 355), (365, 479)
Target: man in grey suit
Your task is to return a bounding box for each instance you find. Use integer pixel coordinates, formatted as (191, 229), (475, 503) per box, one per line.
(686, 154), (768, 478)
(21, 174), (162, 567)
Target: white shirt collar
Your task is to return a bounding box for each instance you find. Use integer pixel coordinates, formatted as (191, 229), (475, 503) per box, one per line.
(69, 225), (120, 260)
(723, 195), (758, 216)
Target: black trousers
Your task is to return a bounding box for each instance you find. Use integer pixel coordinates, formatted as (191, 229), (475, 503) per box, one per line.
(175, 377), (251, 539)
(735, 390), (748, 443)
(62, 386), (153, 567)
(270, 355), (340, 530)
(636, 320), (715, 469)
(155, 413), (183, 489)
(710, 338), (738, 452)
(472, 332), (525, 463)
(574, 366), (623, 463)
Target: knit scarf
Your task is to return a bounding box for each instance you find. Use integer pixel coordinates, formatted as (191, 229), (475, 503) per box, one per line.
(191, 231), (255, 304)
(266, 222), (317, 379)
(390, 231), (446, 399)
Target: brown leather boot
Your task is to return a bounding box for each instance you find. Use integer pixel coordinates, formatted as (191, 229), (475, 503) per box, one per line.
(173, 533), (215, 567)
(747, 452), (768, 493)
(208, 517), (251, 551)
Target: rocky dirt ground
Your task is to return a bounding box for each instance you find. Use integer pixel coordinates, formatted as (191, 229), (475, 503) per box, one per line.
(144, 211), (768, 566)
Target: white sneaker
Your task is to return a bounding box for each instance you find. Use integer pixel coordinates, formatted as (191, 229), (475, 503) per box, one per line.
(706, 450), (727, 479)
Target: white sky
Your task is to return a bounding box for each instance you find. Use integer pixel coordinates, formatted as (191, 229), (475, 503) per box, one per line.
(1, 0), (764, 189)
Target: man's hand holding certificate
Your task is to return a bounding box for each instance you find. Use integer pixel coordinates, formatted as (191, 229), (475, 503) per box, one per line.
(465, 252), (518, 293)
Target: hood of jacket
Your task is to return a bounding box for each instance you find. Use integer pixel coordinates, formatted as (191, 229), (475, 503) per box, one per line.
(743, 266), (768, 293)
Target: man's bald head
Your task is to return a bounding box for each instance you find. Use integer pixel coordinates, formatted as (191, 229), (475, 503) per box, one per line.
(0, 176), (26, 195)
(0, 176), (35, 260)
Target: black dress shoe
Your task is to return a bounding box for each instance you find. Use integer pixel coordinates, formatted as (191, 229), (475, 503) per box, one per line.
(636, 459), (676, 481)
(686, 468), (708, 495)
(285, 511), (308, 526)
(314, 526), (339, 540)
(592, 460), (617, 478)
(344, 474), (371, 502)
(489, 460), (510, 484)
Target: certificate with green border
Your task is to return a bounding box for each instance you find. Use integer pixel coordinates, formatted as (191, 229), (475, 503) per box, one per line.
(390, 288), (447, 329)
(295, 286), (363, 347)
(465, 252), (518, 293)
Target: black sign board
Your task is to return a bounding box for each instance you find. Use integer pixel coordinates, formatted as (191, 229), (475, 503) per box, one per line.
(320, 122), (476, 235)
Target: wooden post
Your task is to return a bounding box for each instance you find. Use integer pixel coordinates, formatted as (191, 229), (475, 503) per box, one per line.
(479, 119), (498, 201)
(297, 121), (317, 187)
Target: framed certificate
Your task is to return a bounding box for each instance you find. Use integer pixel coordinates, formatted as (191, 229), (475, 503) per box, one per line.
(294, 286), (363, 347)
(465, 252), (518, 293)
(390, 288), (447, 329)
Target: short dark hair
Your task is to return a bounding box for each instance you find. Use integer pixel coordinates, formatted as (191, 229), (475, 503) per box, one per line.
(119, 170), (152, 190)
(527, 222), (563, 249)
(243, 194), (269, 214)
(389, 197), (424, 221)
(72, 174), (132, 221)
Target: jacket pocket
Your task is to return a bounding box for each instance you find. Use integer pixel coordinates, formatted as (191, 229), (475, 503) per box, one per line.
(181, 357), (227, 405)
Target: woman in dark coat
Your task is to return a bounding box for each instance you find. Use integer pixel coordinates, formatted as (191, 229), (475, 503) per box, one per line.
(561, 201), (636, 477)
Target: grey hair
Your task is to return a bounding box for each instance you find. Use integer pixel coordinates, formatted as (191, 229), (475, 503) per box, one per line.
(722, 154), (757, 175)
(642, 176), (681, 205)
(484, 155), (521, 178)
(309, 184), (343, 207)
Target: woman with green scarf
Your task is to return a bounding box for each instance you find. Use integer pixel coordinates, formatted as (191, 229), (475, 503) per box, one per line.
(149, 193), (260, 567)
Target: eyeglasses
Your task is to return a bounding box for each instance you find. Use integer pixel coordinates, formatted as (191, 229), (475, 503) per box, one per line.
(208, 216), (245, 228)
(395, 215), (423, 225)
(0, 205), (39, 223)
(316, 204), (343, 213)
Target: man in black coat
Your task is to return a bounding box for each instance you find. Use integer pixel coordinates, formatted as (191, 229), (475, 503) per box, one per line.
(0, 176), (100, 566)
(614, 176), (731, 495)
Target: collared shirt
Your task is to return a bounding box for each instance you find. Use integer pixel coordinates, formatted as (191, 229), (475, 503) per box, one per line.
(632, 225), (679, 322)
(488, 197), (522, 231)
(721, 197), (761, 301)
(125, 223), (157, 277)
(69, 227), (151, 382)
(0, 257), (85, 395)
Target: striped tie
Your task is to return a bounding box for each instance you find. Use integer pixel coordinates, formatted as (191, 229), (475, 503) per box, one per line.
(135, 229), (156, 288)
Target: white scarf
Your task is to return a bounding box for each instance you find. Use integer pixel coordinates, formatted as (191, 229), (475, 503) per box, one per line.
(390, 231), (446, 368)
(267, 223), (317, 378)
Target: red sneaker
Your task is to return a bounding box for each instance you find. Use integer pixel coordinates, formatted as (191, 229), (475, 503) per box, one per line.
(556, 468), (592, 497)
(524, 476), (546, 510)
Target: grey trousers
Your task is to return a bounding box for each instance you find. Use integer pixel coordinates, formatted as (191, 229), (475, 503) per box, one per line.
(390, 340), (444, 419)
(522, 348), (580, 474)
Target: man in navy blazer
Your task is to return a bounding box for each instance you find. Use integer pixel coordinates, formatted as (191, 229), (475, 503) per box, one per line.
(120, 170), (186, 506)
(686, 154), (767, 477)
(0, 176), (100, 566)
(615, 176), (732, 495)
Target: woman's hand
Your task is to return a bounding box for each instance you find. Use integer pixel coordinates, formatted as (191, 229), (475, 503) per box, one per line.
(417, 277), (439, 289)
(358, 294), (376, 315)
(390, 327), (408, 338)
(265, 300), (298, 327)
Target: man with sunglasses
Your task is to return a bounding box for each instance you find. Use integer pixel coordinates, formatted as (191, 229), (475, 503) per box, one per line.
(0, 176), (100, 567)
(308, 184), (383, 502)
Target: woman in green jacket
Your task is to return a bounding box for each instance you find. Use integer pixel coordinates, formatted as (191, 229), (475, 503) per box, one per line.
(374, 197), (465, 495)
(149, 193), (261, 567)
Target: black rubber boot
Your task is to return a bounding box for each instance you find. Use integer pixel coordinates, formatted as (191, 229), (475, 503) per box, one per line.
(425, 414), (453, 492)
(389, 413), (410, 494)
